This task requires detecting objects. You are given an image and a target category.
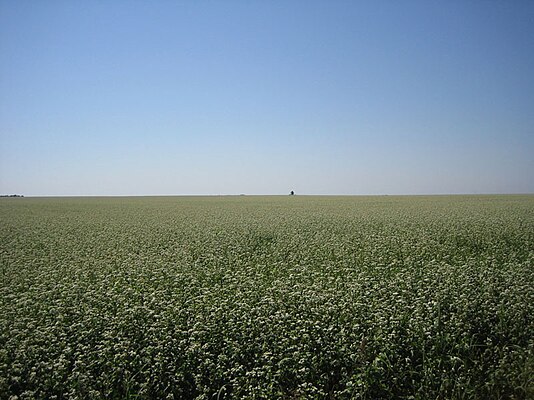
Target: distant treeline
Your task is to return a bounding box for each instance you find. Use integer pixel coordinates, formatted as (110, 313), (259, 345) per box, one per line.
(0, 194), (24, 197)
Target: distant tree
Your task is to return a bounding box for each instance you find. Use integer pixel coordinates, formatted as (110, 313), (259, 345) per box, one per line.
(290, 191), (295, 195)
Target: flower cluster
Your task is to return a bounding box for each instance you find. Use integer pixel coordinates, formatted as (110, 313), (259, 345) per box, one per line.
(1, 195), (533, 399)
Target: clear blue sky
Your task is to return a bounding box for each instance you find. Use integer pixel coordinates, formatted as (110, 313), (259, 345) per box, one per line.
(1, 1), (533, 196)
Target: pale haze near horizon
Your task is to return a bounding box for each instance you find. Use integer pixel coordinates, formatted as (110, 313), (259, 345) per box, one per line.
(1, 1), (533, 196)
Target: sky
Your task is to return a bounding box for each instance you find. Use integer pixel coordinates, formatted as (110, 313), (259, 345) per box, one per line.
(1, 1), (533, 196)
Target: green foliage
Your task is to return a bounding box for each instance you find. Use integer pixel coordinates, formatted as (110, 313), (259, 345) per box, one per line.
(1, 195), (533, 399)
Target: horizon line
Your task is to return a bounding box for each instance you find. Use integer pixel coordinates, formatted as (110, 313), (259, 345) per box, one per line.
(2, 192), (533, 198)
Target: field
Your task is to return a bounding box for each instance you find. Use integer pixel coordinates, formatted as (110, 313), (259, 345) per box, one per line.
(1, 195), (533, 399)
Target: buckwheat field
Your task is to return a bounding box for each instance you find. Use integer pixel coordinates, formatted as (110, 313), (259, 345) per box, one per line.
(1, 195), (533, 399)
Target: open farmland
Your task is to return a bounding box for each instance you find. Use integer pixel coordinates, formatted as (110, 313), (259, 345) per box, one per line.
(1, 195), (533, 399)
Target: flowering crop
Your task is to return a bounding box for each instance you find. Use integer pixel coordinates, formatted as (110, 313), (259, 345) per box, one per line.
(1, 195), (533, 399)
